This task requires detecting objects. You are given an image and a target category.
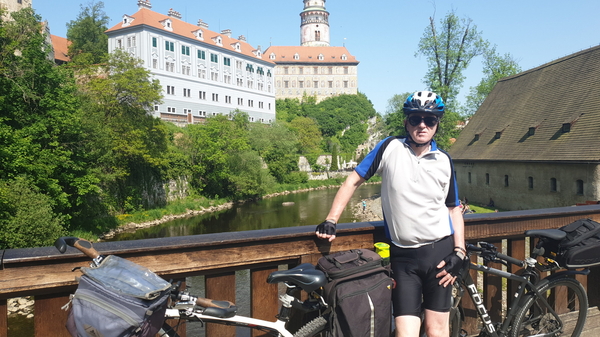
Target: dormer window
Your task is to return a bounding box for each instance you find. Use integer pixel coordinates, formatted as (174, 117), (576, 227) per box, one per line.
(318, 53), (324, 60)
(160, 19), (173, 31)
(341, 54), (347, 61)
(269, 53), (276, 60)
(294, 53), (300, 60)
(211, 36), (222, 46)
(232, 42), (241, 52)
(122, 15), (134, 27)
(193, 29), (204, 40)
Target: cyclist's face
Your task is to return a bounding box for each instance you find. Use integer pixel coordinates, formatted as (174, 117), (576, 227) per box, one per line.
(405, 113), (438, 144)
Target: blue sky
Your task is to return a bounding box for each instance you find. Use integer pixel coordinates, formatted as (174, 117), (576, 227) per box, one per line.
(34, 0), (600, 114)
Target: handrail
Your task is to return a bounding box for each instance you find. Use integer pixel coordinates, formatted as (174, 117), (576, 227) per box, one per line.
(1, 204), (600, 336)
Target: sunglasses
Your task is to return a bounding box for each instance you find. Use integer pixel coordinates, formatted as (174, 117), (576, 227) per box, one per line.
(407, 115), (439, 127)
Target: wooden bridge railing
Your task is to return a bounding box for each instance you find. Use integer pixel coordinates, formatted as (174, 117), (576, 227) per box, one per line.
(1, 204), (600, 337)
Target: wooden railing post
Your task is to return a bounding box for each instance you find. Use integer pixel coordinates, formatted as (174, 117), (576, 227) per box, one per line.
(251, 266), (279, 337)
(205, 272), (236, 337)
(507, 237), (526, 310)
(34, 293), (71, 337)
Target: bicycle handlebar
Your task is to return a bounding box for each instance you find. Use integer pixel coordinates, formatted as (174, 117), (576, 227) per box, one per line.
(54, 237), (101, 259)
(466, 243), (524, 267)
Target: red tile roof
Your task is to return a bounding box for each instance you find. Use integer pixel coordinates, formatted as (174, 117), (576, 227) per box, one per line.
(106, 8), (271, 63)
(50, 34), (70, 62)
(264, 45), (359, 64)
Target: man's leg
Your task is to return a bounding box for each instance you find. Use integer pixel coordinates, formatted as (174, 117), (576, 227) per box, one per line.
(395, 315), (421, 337)
(423, 309), (449, 337)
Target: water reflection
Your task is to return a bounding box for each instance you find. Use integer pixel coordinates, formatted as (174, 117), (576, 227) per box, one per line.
(111, 184), (381, 241)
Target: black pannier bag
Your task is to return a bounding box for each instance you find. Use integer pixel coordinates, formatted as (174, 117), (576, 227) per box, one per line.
(542, 218), (600, 269)
(316, 249), (393, 337)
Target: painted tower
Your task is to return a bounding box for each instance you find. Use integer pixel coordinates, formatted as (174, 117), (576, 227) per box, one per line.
(300, 0), (330, 47)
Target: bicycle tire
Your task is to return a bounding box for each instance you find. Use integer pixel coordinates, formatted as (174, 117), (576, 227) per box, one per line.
(293, 315), (328, 337)
(510, 277), (588, 337)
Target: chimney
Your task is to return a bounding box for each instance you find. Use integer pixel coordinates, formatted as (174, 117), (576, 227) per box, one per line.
(137, 0), (152, 9)
(197, 19), (209, 29)
(221, 29), (232, 37)
(168, 8), (182, 19)
(238, 35), (246, 42)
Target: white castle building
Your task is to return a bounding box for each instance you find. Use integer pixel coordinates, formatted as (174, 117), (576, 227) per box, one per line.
(265, 0), (359, 102)
(106, 0), (276, 125)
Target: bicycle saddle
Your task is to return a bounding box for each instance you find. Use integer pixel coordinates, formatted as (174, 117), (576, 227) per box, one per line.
(267, 263), (327, 293)
(524, 229), (566, 241)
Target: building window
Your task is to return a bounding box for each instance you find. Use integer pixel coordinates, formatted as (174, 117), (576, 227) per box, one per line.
(550, 178), (557, 192)
(528, 127), (536, 136)
(181, 46), (190, 56)
(154, 105), (159, 111)
(343, 81), (348, 88)
(328, 67), (333, 74)
(198, 68), (206, 79)
(165, 62), (175, 72)
(166, 85), (175, 95)
(198, 110), (206, 117)
(183, 88), (191, 97)
(528, 176), (534, 189)
(223, 57), (231, 66)
(238, 98), (243, 105)
(468, 172), (472, 184)
(328, 81), (333, 88)
(485, 173), (490, 185)
(199, 91), (206, 100)
(284, 81), (289, 88)
(183, 108), (192, 114)
(562, 123), (571, 133)
(152, 59), (158, 69)
(315, 30), (320, 41)
(314, 81), (318, 88)
(165, 41), (174, 52)
(504, 175), (509, 187)
(343, 67), (349, 74)
(576, 180), (584, 195)
(167, 107), (176, 113)
(152, 37), (157, 48)
(259, 102), (263, 109)
(299, 81), (304, 88)
(313, 67), (318, 74)
(211, 71), (219, 81)
(212, 93), (218, 102)
(182, 65), (190, 75)
(225, 95), (231, 104)
(284, 67), (289, 75)
(210, 53), (218, 63)
(197, 50), (206, 59)
(299, 67), (303, 75)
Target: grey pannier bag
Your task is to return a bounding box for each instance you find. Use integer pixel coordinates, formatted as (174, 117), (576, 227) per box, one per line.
(64, 255), (171, 337)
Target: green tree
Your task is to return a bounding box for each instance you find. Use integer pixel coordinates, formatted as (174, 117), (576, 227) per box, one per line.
(249, 122), (299, 184)
(80, 49), (168, 213)
(66, 1), (109, 65)
(289, 116), (322, 154)
(0, 177), (66, 249)
(416, 11), (488, 106)
(383, 92), (412, 137)
(330, 145), (339, 171)
(463, 47), (521, 117)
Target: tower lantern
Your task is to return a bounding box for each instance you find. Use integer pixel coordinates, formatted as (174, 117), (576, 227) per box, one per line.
(300, 0), (330, 47)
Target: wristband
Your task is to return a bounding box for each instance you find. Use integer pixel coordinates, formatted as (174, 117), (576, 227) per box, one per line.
(454, 246), (466, 254)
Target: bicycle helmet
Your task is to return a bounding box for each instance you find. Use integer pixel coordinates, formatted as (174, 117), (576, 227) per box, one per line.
(403, 91), (445, 117)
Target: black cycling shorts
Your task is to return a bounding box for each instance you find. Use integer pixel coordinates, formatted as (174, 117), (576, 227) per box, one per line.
(390, 235), (453, 317)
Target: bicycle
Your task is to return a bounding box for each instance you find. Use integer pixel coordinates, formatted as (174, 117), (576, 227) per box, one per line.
(54, 237), (331, 337)
(449, 228), (589, 337)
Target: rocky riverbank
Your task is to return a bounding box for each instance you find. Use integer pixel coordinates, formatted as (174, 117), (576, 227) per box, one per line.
(7, 297), (33, 318)
(352, 194), (383, 222)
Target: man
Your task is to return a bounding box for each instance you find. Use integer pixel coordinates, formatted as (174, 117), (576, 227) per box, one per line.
(316, 91), (465, 337)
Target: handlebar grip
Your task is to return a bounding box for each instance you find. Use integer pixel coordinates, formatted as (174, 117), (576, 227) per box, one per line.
(497, 253), (524, 267)
(54, 237), (101, 259)
(196, 297), (236, 310)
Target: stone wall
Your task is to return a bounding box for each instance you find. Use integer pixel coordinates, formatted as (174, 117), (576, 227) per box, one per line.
(454, 161), (600, 210)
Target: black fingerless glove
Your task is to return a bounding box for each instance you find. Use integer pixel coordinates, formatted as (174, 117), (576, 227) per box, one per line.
(316, 220), (336, 235)
(440, 251), (467, 277)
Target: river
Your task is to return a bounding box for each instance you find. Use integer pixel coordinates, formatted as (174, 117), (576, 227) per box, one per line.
(109, 183), (381, 241)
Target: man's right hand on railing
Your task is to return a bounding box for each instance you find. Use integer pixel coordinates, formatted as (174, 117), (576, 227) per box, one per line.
(315, 219), (336, 242)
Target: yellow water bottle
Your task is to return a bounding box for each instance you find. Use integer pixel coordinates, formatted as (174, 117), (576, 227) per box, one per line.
(374, 242), (390, 265)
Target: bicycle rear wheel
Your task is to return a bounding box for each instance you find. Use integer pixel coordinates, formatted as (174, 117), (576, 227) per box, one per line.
(293, 315), (328, 337)
(510, 277), (588, 337)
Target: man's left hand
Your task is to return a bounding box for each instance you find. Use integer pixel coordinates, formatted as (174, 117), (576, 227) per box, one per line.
(436, 251), (466, 287)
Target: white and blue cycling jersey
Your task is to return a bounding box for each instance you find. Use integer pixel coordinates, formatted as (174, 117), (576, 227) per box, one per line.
(355, 136), (460, 248)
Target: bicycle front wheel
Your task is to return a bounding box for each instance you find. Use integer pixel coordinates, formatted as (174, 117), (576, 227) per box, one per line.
(510, 277), (588, 337)
(293, 315), (328, 337)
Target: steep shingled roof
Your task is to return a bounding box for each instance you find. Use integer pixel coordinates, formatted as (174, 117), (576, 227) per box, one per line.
(264, 45), (358, 64)
(105, 7), (272, 64)
(449, 45), (600, 162)
(50, 34), (70, 63)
